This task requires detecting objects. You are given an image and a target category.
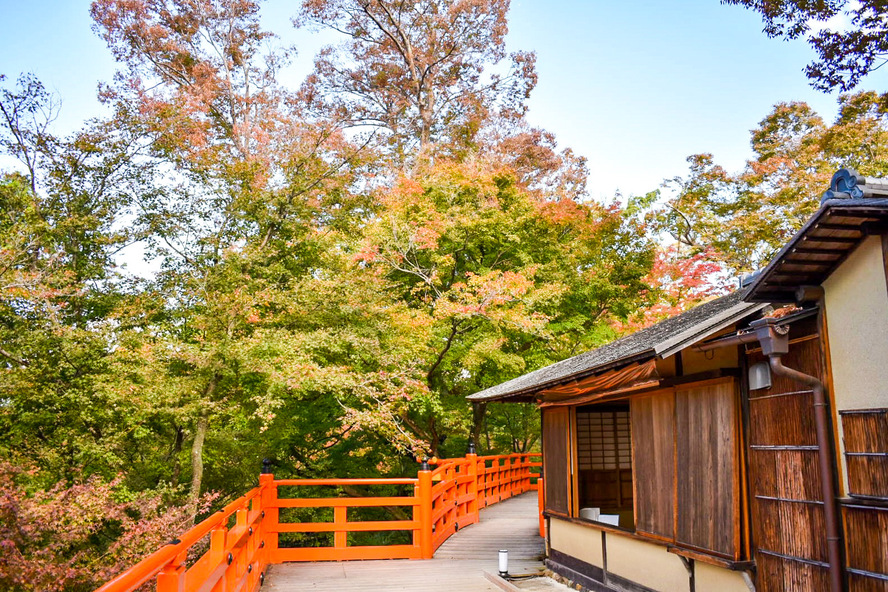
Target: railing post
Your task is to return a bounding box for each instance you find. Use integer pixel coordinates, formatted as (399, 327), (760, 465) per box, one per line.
(259, 473), (278, 564)
(505, 455), (513, 499)
(522, 454), (530, 493)
(466, 449), (479, 525)
(417, 462), (434, 559)
(156, 549), (187, 592)
(334, 506), (348, 552)
(209, 525), (228, 592)
(538, 477), (545, 538)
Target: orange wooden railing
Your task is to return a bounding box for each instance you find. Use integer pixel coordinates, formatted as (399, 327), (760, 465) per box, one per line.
(95, 452), (541, 592)
(95, 482), (270, 592)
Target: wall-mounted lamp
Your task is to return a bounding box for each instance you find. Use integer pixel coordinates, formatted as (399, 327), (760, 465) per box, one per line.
(749, 362), (772, 390)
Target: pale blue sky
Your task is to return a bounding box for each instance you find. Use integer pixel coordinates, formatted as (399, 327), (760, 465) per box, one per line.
(1, 0), (886, 200)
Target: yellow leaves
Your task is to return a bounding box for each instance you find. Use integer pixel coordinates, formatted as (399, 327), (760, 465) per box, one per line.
(433, 269), (547, 332)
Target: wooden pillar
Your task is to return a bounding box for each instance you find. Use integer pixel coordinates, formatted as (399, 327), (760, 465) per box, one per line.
(259, 473), (278, 564)
(417, 468), (433, 559)
(537, 477), (546, 538)
(466, 452), (479, 524)
(209, 526), (227, 592)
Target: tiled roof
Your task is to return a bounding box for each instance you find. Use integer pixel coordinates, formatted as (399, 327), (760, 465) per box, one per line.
(745, 198), (888, 302)
(468, 289), (766, 402)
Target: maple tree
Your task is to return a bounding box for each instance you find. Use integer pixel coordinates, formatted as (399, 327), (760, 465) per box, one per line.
(638, 91), (888, 275)
(297, 0), (537, 165)
(357, 159), (654, 454)
(0, 1), (666, 583)
(90, 0), (381, 514)
(725, 0), (888, 96)
(0, 463), (217, 592)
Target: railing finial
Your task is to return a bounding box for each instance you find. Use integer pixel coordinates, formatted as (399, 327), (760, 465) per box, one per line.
(466, 440), (476, 455)
(261, 458), (273, 474)
(420, 457), (431, 471)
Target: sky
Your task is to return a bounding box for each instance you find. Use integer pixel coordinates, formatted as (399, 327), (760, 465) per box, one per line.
(1, 0), (886, 202)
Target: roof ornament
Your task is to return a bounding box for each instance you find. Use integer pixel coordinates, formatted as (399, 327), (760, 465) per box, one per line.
(821, 168), (888, 203)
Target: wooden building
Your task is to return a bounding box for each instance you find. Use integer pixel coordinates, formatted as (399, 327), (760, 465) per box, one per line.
(467, 169), (888, 592)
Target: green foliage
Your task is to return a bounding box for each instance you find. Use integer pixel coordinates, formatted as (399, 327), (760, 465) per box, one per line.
(639, 91), (888, 274)
(726, 0), (888, 96)
(0, 1), (661, 585)
(357, 161), (655, 454)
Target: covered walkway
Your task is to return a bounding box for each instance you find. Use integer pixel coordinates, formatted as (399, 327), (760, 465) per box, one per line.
(265, 492), (546, 591)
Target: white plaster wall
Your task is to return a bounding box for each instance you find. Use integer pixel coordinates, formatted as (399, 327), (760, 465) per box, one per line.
(550, 520), (749, 592)
(605, 535), (689, 592)
(695, 561), (751, 592)
(823, 236), (888, 411)
(823, 236), (888, 491)
(548, 518), (603, 567)
(681, 337), (738, 375)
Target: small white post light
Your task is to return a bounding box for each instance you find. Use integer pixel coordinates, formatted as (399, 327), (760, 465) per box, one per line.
(498, 549), (509, 577)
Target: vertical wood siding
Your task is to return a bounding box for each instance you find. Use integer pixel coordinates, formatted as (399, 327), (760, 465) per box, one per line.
(841, 409), (888, 499)
(843, 504), (888, 591)
(747, 333), (830, 591)
(675, 379), (740, 558)
(631, 391), (675, 540)
(542, 407), (571, 515)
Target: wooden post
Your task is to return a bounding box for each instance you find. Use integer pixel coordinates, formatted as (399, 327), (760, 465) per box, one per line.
(259, 473), (278, 564)
(537, 477), (546, 538)
(334, 506), (348, 553)
(209, 526), (227, 592)
(417, 468), (433, 559)
(233, 508), (248, 581)
(156, 550), (187, 592)
(519, 454), (526, 493)
(466, 452), (479, 525)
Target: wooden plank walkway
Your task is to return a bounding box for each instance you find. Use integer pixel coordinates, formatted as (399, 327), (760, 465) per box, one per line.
(265, 491), (545, 591)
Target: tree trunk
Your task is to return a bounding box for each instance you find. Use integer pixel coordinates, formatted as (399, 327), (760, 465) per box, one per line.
(428, 416), (439, 457)
(187, 374), (218, 520)
(188, 412), (209, 521)
(171, 424), (184, 488)
(470, 402), (487, 453)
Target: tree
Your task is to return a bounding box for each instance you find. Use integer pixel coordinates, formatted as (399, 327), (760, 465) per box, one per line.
(640, 91), (888, 274)
(90, 0), (379, 512)
(297, 0), (537, 164)
(357, 159), (654, 454)
(0, 74), (155, 485)
(725, 0), (888, 95)
(0, 464), (216, 592)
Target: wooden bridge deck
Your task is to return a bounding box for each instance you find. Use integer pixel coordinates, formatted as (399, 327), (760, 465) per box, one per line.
(265, 491), (546, 591)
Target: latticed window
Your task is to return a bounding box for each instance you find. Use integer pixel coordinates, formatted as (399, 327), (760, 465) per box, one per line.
(576, 409), (631, 471)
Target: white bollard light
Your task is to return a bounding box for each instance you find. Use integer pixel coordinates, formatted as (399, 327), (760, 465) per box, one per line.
(498, 549), (509, 577)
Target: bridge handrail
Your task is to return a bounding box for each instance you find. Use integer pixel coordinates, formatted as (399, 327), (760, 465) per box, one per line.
(95, 485), (267, 592)
(95, 451), (542, 592)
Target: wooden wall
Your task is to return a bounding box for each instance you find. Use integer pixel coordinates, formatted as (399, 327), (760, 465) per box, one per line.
(675, 379), (740, 557)
(839, 409), (888, 591)
(747, 329), (831, 591)
(840, 409), (888, 499)
(630, 379), (741, 558)
(843, 504), (888, 592)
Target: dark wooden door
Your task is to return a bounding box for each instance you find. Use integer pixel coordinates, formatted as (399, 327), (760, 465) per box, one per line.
(746, 327), (831, 592)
